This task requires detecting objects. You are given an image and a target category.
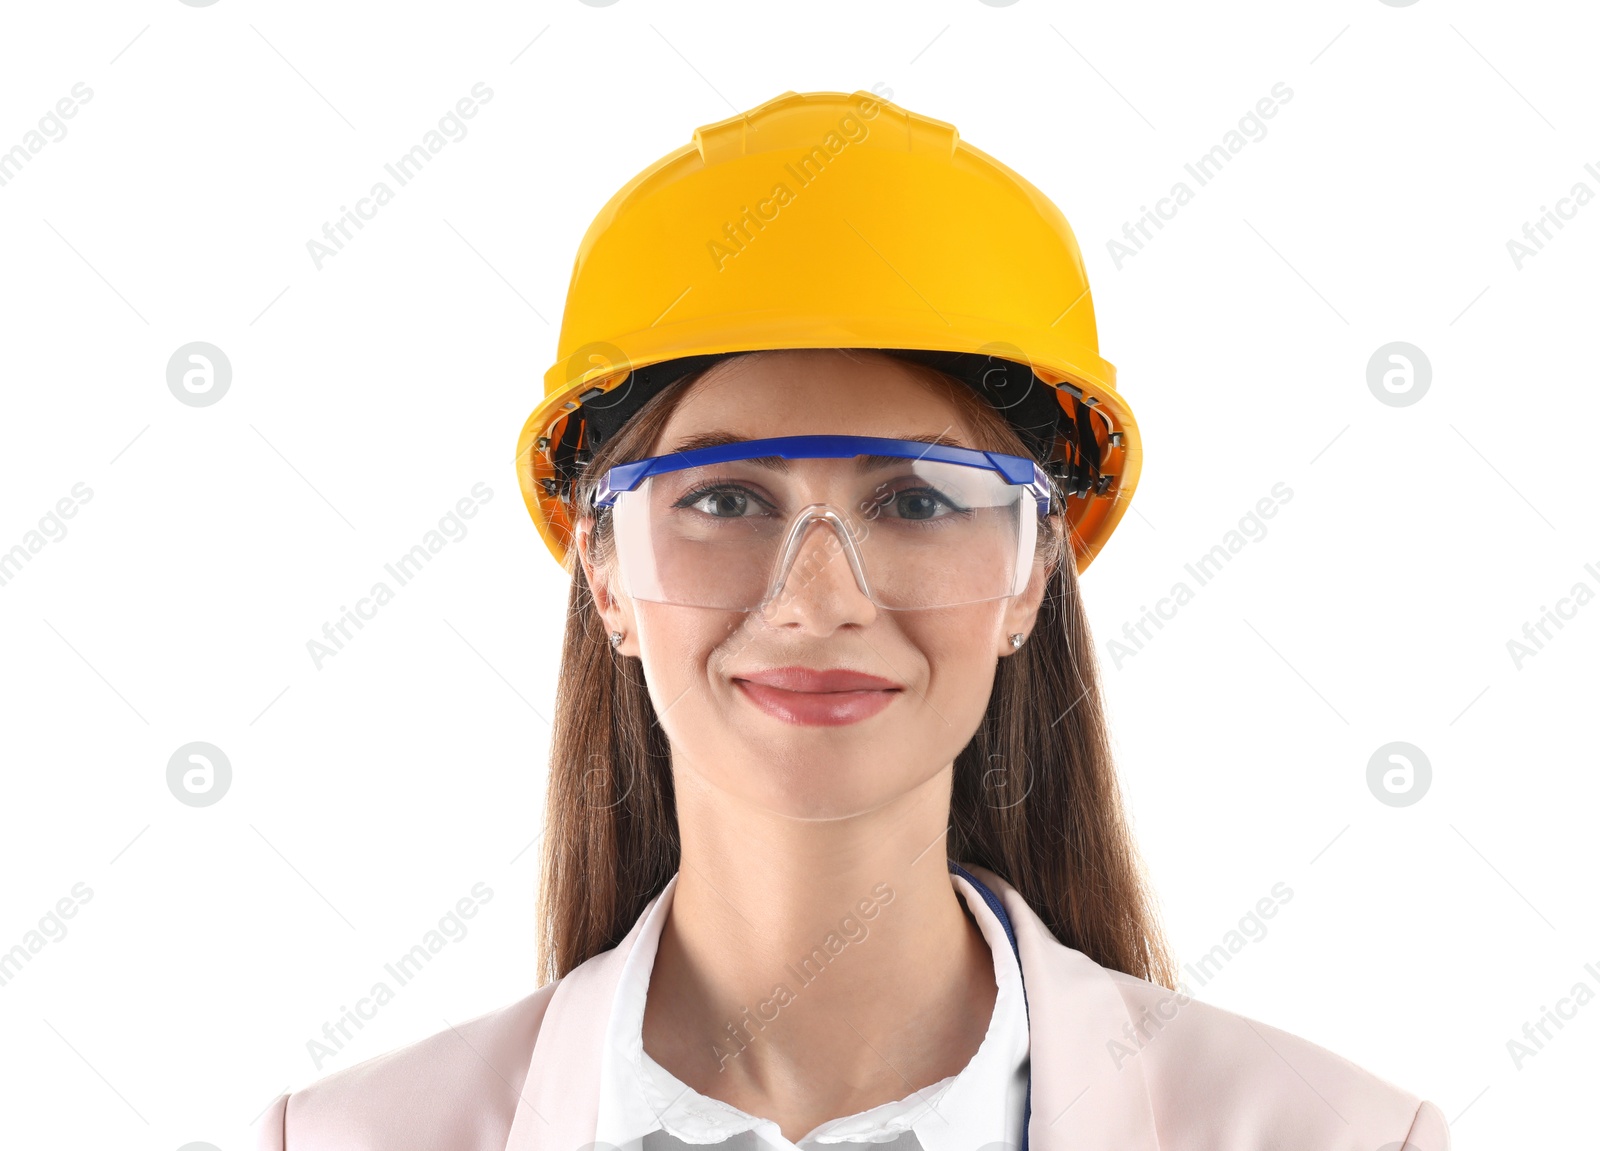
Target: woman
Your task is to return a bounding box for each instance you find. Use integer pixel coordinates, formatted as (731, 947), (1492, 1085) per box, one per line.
(253, 90), (1448, 1150)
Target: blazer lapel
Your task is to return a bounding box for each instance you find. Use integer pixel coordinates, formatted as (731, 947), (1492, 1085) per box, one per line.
(962, 862), (1162, 1151)
(503, 886), (665, 1151)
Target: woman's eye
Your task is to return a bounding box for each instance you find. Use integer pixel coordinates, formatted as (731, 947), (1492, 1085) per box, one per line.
(880, 487), (960, 520)
(896, 492), (943, 520)
(682, 486), (759, 517)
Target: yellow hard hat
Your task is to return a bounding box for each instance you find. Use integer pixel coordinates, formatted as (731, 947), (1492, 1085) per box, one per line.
(515, 88), (1140, 576)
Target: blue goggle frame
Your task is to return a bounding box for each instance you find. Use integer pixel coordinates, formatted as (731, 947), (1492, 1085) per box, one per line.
(593, 434), (1053, 517)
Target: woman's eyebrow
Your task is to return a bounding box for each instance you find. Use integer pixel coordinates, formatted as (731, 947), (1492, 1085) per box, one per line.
(664, 430), (755, 456)
(663, 430), (971, 471)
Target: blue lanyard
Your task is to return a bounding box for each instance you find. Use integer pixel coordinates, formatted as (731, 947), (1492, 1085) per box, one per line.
(948, 860), (1031, 1151)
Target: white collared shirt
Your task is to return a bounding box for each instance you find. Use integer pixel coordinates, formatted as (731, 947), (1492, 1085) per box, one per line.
(594, 867), (1030, 1151)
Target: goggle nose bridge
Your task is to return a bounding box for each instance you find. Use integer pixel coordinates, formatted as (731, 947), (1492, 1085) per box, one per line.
(758, 502), (876, 614)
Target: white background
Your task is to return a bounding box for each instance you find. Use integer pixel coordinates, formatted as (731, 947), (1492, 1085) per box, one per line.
(1, 1), (1595, 1147)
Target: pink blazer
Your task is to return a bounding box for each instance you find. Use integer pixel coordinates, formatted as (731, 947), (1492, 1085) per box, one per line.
(252, 862), (1450, 1150)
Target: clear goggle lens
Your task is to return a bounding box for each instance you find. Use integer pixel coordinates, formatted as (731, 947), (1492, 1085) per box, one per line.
(598, 438), (1047, 612)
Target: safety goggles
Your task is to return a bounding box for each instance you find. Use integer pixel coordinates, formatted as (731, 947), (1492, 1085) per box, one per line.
(593, 434), (1051, 612)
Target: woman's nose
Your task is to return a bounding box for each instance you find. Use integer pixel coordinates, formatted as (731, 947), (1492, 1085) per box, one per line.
(757, 509), (879, 630)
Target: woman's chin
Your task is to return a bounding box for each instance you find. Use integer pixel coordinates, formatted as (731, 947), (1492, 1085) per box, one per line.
(718, 746), (929, 821)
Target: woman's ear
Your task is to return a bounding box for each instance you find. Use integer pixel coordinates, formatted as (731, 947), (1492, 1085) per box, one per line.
(575, 516), (639, 656)
(998, 513), (1064, 658)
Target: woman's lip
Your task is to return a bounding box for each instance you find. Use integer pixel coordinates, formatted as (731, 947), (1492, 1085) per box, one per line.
(733, 679), (900, 727)
(733, 666), (901, 692)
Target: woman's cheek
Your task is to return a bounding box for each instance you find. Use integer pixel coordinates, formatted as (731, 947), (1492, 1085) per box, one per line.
(636, 605), (744, 737)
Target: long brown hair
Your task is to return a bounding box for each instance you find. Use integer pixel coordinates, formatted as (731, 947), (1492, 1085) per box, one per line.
(536, 349), (1176, 989)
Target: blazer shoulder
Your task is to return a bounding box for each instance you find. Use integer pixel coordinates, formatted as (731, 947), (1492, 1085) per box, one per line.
(251, 981), (559, 1151)
(1099, 969), (1450, 1151)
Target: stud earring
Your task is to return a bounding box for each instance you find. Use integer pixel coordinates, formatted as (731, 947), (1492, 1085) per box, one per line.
(1008, 633), (1025, 649)
(609, 631), (624, 648)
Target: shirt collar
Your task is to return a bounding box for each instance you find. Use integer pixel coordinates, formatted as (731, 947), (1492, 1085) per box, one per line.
(506, 860), (1164, 1151)
(594, 868), (1030, 1151)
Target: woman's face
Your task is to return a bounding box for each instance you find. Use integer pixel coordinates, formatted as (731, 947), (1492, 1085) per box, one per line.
(579, 349), (1054, 821)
